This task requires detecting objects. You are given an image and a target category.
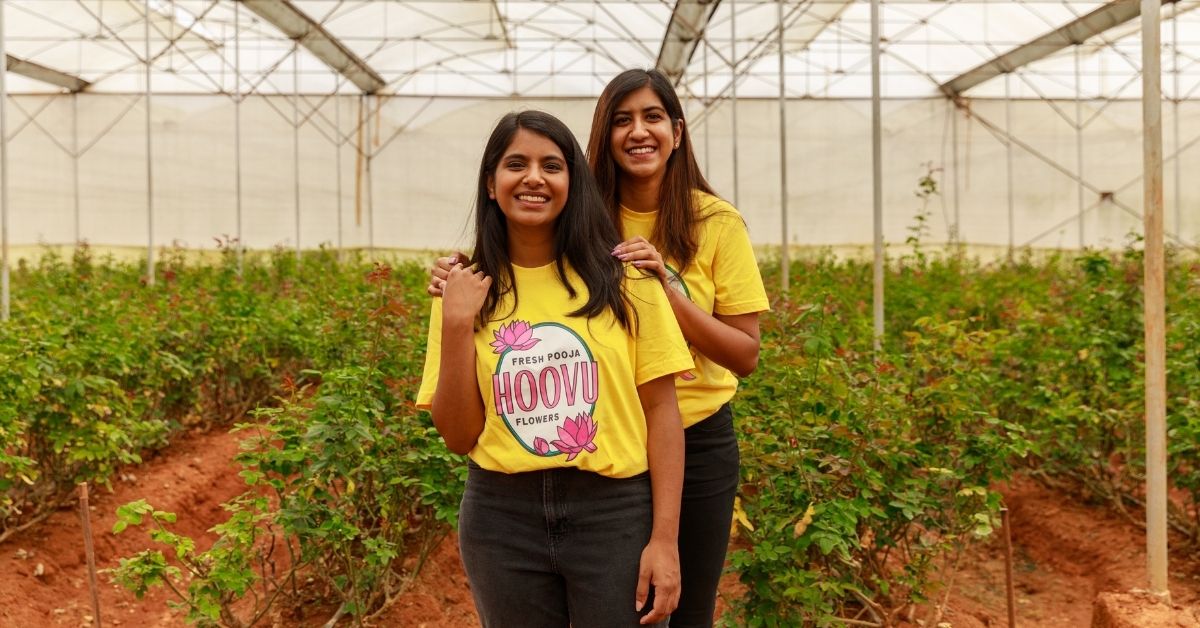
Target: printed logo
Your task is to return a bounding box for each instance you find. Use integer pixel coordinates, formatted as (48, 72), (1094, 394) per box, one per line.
(491, 321), (600, 460)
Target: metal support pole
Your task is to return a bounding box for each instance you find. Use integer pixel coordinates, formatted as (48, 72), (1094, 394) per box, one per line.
(777, 0), (789, 292)
(702, 34), (709, 178)
(1173, 10), (1181, 237)
(335, 94), (343, 261)
(1140, 0), (1170, 602)
(0, 0), (9, 321)
(145, 0), (154, 286)
(234, 1), (243, 274)
(870, 0), (883, 352)
(293, 44), (301, 262)
(951, 101), (960, 244)
(1005, 73), (1015, 261)
(73, 93), (80, 245)
(367, 95), (375, 259)
(1075, 45), (1085, 248)
(730, 0), (739, 207)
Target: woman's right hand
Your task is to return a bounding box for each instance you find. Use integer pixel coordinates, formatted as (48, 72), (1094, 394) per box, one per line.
(427, 253), (466, 297)
(442, 263), (491, 326)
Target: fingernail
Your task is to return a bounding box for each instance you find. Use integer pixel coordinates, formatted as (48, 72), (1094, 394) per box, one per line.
(619, 254), (629, 260)
(632, 261), (642, 267)
(635, 602), (643, 612)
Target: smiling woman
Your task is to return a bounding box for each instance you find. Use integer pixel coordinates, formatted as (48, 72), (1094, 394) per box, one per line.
(416, 110), (693, 628)
(487, 128), (570, 248)
(588, 69), (770, 628)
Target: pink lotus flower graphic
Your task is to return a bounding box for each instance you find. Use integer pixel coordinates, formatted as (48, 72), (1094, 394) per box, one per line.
(490, 320), (541, 354)
(551, 412), (599, 462)
(533, 437), (550, 456)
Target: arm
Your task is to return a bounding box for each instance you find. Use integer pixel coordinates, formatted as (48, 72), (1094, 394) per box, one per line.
(615, 237), (762, 377)
(430, 264), (491, 455)
(634, 374), (684, 624)
(665, 291), (761, 377)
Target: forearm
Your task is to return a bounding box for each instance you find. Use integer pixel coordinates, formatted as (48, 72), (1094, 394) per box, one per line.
(641, 378), (684, 543)
(431, 318), (486, 454)
(665, 288), (760, 377)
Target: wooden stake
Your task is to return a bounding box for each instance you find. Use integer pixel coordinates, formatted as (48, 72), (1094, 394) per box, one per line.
(1141, 0), (1171, 602)
(79, 483), (102, 627)
(1002, 507), (1016, 628)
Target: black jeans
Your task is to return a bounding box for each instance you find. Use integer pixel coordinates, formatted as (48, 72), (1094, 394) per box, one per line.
(458, 462), (665, 628)
(672, 403), (739, 628)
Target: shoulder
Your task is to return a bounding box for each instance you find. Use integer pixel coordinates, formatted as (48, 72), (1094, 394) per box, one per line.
(620, 265), (666, 301)
(692, 190), (744, 224)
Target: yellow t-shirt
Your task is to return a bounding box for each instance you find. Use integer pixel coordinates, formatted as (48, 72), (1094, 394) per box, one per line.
(416, 262), (693, 478)
(620, 191), (770, 429)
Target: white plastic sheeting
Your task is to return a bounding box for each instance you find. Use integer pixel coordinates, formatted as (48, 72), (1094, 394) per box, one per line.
(0, 1), (1198, 98)
(7, 93), (1197, 250)
(1, 0), (1199, 252)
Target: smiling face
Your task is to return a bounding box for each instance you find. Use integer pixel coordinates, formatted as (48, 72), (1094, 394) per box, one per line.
(608, 85), (683, 184)
(488, 128), (569, 233)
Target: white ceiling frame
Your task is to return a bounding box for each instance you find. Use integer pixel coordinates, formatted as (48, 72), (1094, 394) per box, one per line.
(939, 0), (1171, 97)
(6, 55), (90, 92)
(658, 0), (724, 85)
(241, 0), (386, 94)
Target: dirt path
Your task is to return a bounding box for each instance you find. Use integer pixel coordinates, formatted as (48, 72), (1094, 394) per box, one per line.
(3, 432), (1198, 627)
(0, 426), (247, 627)
(925, 475), (1200, 627)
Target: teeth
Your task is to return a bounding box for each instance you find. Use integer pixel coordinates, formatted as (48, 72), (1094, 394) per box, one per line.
(629, 147), (655, 155)
(517, 194), (548, 202)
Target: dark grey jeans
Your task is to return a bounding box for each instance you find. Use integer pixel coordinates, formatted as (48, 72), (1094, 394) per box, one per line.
(671, 403), (739, 628)
(459, 462), (666, 628)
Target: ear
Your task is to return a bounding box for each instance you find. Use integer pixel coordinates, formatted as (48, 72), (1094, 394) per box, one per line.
(672, 119), (684, 149)
(487, 174), (496, 200)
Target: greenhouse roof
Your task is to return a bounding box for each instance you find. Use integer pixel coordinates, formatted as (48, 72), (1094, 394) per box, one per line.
(3, 0), (1199, 100)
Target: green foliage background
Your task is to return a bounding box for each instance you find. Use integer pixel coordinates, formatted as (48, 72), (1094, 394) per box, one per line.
(2, 240), (1197, 625)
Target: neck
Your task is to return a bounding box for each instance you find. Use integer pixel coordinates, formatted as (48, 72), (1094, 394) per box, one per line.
(618, 174), (662, 213)
(506, 224), (556, 267)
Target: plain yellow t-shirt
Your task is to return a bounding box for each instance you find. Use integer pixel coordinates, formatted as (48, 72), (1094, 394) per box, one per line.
(620, 191), (770, 428)
(416, 262), (693, 478)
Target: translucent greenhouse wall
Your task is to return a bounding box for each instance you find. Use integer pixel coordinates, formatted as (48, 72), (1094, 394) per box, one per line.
(8, 94), (1199, 255)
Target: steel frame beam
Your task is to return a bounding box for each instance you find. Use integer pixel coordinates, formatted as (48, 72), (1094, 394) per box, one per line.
(658, 0), (723, 85)
(242, 0), (385, 94)
(686, 0), (866, 127)
(6, 54), (89, 92)
(940, 0), (1168, 97)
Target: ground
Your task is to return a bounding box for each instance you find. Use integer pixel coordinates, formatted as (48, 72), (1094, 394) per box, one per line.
(1, 426), (1197, 627)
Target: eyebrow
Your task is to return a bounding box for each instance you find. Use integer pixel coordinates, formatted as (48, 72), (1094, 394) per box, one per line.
(501, 152), (564, 163)
(613, 105), (667, 116)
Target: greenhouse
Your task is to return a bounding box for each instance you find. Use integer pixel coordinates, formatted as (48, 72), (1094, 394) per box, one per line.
(0, 1), (1198, 626)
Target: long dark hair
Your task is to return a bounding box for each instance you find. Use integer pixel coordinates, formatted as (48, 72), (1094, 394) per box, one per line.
(587, 68), (716, 272)
(470, 110), (633, 331)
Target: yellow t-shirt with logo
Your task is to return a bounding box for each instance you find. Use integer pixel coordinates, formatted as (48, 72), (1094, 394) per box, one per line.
(619, 191), (770, 429)
(416, 262), (693, 478)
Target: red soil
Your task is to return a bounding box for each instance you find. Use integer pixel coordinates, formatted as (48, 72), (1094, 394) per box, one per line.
(915, 476), (1200, 628)
(2, 428), (1197, 627)
(0, 426), (246, 627)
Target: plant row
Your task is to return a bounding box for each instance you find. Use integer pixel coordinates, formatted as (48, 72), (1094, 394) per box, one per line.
(3, 240), (1197, 626)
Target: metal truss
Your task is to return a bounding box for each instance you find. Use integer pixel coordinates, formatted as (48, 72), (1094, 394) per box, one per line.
(241, 0), (384, 94)
(940, 0), (1164, 97)
(5, 54), (89, 92)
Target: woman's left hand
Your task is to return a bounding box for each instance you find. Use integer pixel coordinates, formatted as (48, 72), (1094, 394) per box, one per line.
(635, 537), (680, 624)
(614, 237), (668, 287)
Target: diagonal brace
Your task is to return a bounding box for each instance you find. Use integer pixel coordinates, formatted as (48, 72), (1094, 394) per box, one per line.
(242, 0), (385, 94)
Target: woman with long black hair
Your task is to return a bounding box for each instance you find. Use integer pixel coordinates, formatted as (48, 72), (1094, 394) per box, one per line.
(417, 110), (693, 627)
(430, 71), (768, 627)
